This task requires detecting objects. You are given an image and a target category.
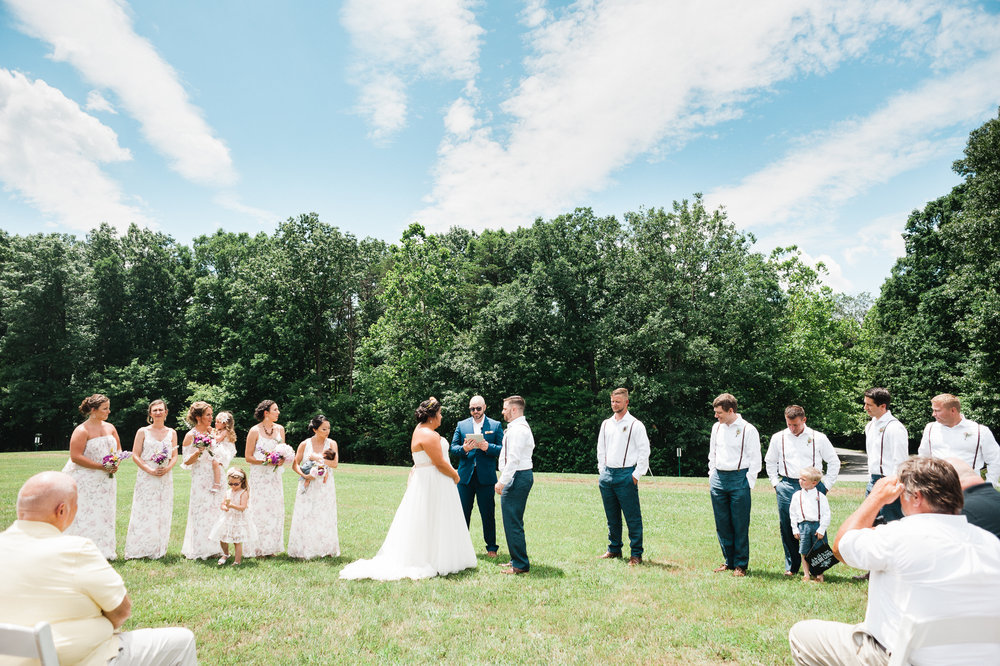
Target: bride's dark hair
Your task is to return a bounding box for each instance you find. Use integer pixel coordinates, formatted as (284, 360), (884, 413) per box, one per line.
(415, 397), (442, 424)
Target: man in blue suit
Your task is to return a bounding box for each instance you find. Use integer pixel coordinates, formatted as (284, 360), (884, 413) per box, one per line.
(451, 395), (504, 557)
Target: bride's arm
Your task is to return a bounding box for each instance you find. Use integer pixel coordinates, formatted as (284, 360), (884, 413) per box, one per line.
(417, 431), (459, 483)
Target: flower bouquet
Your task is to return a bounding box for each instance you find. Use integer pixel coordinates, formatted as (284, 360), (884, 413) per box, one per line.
(259, 442), (295, 471)
(102, 451), (132, 478)
(192, 431), (214, 456)
(150, 444), (170, 467)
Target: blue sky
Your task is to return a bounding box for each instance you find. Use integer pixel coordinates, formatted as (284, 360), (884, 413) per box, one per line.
(1, 0), (999, 294)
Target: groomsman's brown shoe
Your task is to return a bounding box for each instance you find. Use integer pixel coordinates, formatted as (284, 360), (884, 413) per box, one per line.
(486, 551), (498, 558)
(733, 566), (747, 577)
(501, 566), (528, 575)
(713, 564), (731, 573)
(627, 556), (642, 566)
(599, 551), (622, 559)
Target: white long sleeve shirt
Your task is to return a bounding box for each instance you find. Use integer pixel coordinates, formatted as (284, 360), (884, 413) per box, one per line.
(596, 411), (650, 480)
(865, 410), (909, 477)
(919, 417), (1000, 486)
(498, 416), (534, 486)
(788, 487), (831, 535)
(764, 427), (840, 489)
(708, 416), (761, 489)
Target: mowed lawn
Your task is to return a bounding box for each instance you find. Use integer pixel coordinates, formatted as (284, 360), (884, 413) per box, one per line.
(0, 452), (871, 665)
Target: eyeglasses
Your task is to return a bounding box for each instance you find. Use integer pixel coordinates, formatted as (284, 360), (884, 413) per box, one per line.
(470, 406), (483, 412)
(228, 481), (241, 486)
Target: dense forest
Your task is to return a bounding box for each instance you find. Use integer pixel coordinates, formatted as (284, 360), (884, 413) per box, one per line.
(1, 111), (997, 476)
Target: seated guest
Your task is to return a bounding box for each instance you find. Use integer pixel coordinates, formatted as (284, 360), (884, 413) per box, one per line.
(0, 471), (197, 665)
(788, 457), (1000, 665)
(947, 456), (1000, 540)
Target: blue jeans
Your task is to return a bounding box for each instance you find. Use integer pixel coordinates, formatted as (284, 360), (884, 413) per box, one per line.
(501, 470), (533, 571)
(710, 469), (751, 569)
(599, 466), (643, 557)
(867, 474), (904, 523)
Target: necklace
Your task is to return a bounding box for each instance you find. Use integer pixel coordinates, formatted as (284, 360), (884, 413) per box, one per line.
(262, 423), (275, 437)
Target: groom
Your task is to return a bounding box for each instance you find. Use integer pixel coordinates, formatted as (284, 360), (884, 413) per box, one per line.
(450, 394), (504, 557)
(496, 395), (535, 575)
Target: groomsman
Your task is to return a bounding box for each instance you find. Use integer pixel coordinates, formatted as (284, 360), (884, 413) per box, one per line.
(863, 387), (909, 522)
(764, 405), (840, 576)
(918, 393), (1000, 487)
(495, 395), (535, 575)
(450, 395), (504, 557)
(708, 393), (761, 577)
(597, 388), (650, 566)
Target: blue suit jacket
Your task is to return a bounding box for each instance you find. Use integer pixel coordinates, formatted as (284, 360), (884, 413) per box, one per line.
(450, 416), (504, 485)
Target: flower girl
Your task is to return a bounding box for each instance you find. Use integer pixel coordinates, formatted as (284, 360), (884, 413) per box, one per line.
(210, 467), (258, 566)
(210, 411), (239, 492)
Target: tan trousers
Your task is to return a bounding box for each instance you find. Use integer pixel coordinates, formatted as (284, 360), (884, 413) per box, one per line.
(788, 620), (889, 666)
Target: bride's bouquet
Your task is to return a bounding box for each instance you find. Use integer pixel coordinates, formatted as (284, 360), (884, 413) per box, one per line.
(102, 451), (132, 478)
(259, 442), (295, 471)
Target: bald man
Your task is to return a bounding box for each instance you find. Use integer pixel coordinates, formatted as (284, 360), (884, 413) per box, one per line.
(0, 471), (197, 665)
(947, 457), (1000, 540)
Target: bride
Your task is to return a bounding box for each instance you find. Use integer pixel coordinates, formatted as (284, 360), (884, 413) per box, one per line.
(340, 397), (477, 580)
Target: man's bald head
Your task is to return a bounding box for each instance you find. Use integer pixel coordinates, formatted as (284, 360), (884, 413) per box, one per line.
(16, 471), (78, 530)
(945, 457), (986, 491)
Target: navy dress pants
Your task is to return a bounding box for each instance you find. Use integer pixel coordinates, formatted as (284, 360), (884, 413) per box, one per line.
(710, 469), (751, 569)
(599, 466), (643, 557)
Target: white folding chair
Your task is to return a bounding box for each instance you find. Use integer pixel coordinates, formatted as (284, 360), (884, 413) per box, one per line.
(0, 621), (60, 665)
(888, 614), (1000, 666)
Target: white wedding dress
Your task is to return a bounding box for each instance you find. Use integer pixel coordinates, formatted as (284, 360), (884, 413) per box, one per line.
(340, 436), (477, 580)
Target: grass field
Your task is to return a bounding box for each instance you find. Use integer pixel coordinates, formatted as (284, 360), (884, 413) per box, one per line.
(0, 452), (871, 665)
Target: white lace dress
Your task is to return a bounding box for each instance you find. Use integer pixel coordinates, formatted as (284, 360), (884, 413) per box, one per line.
(124, 429), (175, 559)
(245, 435), (288, 557)
(340, 437), (477, 580)
(209, 488), (258, 544)
(287, 440), (340, 559)
(181, 432), (224, 560)
(62, 435), (118, 560)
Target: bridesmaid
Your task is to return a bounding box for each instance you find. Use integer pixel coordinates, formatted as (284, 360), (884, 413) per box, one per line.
(287, 414), (340, 559)
(180, 401), (223, 560)
(124, 399), (178, 559)
(244, 400), (289, 557)
(62, 393), (122, 559)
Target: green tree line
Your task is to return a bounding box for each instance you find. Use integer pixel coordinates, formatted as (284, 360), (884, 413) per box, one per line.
(1, 110), (997, 475)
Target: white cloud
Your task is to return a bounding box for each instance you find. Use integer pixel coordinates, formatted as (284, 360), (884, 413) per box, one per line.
(706, 51), (1000, 229)
(341, 0), (484, 139)
(797, 249), (853, 293)
(85, 90), (116, 114)
(7, 0), (236, 187)
(414, 0), (997, 231)
(843, 212), (908, 265)
(213, 192), (277, 226)
(0, 68), (150, 231)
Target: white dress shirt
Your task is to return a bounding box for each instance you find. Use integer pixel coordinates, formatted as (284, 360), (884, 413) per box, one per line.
(919, 417), (1000, 486)
(708, 416), (761, 489)
(839, 513), (1000, 665)
(596, 411), (650, 480)
(788, 487), (831, 535)
(765, 427), (840, 489)
(865, 410), (909, 477)
(498, 416), (534, 486)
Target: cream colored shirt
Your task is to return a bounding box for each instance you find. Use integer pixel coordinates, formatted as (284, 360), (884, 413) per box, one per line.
(0, 520), (125, 665)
